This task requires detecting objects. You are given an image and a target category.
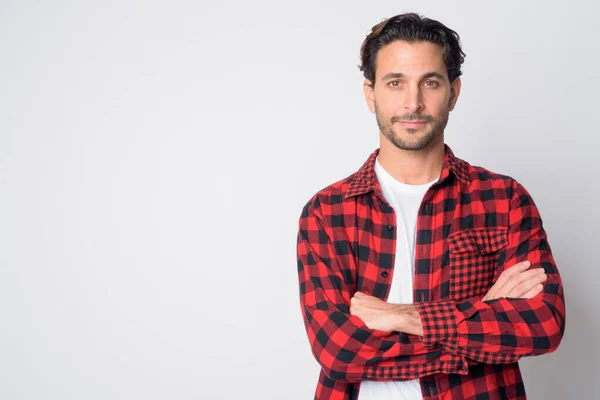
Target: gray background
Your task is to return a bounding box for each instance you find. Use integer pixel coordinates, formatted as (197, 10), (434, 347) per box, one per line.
(0, 0), (597, 399)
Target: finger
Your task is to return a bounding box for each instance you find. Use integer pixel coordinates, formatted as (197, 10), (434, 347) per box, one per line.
(494, 261), (532, 288)
(520, 283), (545, 299)
(494, 261), (531, 293)
(507, 273), (547, 298)
(503, 272), (545, 298)
(513, 268), (546, 284)
(499, 268), (544, 296)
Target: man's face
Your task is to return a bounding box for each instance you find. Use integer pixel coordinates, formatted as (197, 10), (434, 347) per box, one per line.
(363, 40), (461, 151)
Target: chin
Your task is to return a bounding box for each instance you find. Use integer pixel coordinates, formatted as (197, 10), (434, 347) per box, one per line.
(395, 136), (437, 151)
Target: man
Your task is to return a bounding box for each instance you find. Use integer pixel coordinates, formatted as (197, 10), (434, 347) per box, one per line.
(296, 13), (565, 400)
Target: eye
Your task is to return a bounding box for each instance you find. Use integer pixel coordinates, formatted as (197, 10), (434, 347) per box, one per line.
(424, 80), (439, 88)
(387, 80), (401, 88)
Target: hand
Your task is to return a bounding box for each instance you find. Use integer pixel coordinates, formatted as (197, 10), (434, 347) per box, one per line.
(350, 292), (398, 332)
(482, 261), (547, 302)
(350, 292), (423, 335)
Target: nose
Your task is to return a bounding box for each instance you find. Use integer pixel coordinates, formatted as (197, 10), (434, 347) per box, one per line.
(403, 86), (424, 114)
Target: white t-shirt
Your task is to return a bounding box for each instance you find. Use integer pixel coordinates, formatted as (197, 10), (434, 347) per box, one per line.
(357, 156), (438, 400)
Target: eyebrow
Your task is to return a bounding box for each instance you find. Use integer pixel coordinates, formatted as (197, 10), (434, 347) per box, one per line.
(381, 72), (445, 81)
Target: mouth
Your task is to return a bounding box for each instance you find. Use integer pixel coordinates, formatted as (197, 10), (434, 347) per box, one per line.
(397, 121), (427, 128)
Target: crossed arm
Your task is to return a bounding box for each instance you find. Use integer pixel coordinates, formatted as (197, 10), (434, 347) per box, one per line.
(350, 260), (548, 336)
(296, 180), (566, 382)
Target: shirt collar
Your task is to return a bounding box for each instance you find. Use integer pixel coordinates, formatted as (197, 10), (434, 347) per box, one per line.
(344, 143), (470, 200)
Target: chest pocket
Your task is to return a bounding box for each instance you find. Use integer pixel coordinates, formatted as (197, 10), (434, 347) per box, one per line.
(447, 227), (508, 301)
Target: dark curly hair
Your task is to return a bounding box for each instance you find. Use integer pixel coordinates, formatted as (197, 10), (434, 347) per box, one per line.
(359, 13), (466, 86)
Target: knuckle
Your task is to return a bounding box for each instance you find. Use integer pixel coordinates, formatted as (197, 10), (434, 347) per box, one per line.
(507, 283), (521, 295)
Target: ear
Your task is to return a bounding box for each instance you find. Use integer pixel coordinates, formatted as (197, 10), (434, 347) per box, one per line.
(448, 77), (461, 111)
(363, 79), (375, 113)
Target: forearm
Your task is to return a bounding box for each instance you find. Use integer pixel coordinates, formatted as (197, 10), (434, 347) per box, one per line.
(386, 304), (424, 337)
(329, 297), (474, 381)
(384, 289), (563, 364)
(415, 291), (565, 363)
(302, 302), (468, 382)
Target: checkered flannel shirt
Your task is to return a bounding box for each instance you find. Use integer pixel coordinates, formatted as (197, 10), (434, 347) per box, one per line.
(296, 144), (566, 399)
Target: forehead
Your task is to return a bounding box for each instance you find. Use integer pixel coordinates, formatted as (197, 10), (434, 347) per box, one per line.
(375, 40), (446, 78)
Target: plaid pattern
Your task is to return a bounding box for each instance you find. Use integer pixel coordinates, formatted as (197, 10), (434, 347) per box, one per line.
(296, 144), (565, 399)
(447, 227), (508, 301)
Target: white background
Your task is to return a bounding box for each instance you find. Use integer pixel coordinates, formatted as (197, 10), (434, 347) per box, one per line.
(1, 0), (597, 399)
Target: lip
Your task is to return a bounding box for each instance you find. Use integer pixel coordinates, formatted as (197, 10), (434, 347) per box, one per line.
(398, 121), (427, 128)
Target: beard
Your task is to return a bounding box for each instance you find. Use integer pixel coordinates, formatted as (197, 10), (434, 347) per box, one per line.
(375, 101), (449, 151)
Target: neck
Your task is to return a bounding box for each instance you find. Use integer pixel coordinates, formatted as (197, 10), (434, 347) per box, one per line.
(377, 135), (445, 185)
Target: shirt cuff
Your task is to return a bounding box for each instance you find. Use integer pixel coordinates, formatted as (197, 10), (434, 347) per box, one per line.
(416, 301), (460, 350)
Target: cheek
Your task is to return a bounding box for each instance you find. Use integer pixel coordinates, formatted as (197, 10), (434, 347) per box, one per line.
(375, 93), (402, 115)
(426, 96), (450, 117)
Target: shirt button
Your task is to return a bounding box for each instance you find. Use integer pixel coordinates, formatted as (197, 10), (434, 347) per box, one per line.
(381, 271), (389, 278)
(385, 224), (393, 231)
(477, 243), (484, 250)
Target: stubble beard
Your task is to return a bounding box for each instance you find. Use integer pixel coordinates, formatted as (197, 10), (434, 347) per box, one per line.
(375, 101), (450, 151)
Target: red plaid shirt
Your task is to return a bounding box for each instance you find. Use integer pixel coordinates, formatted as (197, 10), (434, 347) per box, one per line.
(296, 144), (566, 399)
